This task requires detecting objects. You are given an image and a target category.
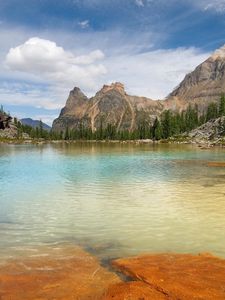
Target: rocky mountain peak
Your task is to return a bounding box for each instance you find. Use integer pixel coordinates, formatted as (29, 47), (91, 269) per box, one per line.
(69, 87), (87, 97)
(100, 82), (125, 95)
(167, 44), (225, 109)
(211, 44), (225, 60)
(58, 86), (88, 118)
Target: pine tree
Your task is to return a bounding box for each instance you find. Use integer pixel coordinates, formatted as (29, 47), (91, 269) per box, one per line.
(64, 126), (70, 140)
(219, 94), (225, 116)
(39, 120), (43, 138)
(206, 103), (218, 121)
(161, 110), (172, 138)
(152, 117), (162, 140)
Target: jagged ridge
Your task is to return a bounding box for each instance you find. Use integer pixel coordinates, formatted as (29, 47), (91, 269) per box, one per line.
(53, 44), (225, 132)
(53, 82), (164, 132)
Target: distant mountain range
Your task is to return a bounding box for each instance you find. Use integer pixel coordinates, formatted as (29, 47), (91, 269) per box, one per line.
(20, 118), (51, 131)
(52, 44), (225, 132)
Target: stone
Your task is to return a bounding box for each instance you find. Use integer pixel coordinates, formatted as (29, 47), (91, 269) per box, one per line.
(1, 249), (225, 299)
(0, 112), (12, 130)
(208, 161), (225, 167)
(0, 245), (121, 300)
(112, 253), (225, 300)
(183, 116), (225, 143)
(103, 281), (168, 300)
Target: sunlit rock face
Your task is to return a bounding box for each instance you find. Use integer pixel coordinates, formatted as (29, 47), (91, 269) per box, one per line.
(166, 44), (225, 112)
(52, 82), (164, 132)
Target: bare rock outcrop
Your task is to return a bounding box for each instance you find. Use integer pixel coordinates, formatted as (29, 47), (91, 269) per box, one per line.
(187, 116), (225, 142)
(52, 82), (164, 133)
(166, 45), (225, 111)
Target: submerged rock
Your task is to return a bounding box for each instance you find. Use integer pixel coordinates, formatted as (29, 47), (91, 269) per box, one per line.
(111, 253), (225, 300)
(0, 245), (121, 300)
(103, 281), (168, 299)
(207, 161), (225, 167)
(1, 248), (225, 299)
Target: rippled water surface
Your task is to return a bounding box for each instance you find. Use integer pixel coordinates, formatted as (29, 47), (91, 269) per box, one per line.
(0, 142), (225, 261)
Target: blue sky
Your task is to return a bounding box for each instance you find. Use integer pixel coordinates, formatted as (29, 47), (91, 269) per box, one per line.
(0, 0), (225, 125)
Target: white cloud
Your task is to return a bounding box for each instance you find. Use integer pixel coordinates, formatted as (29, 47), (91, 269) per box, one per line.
(201, 0), (225, 12)
(189, 0), (225, 12)
(133, 0), (225, 12)
(31, 114), (58, 126)
(135, 0), (144, 6)
(78, 20), (90, 29)
(5, 37), (107, 91)
(104, 47), (209, 99)
(0, 81), (62, 110)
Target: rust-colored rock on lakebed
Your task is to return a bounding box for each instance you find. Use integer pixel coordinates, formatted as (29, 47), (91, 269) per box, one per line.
(0, 245), (121, 300)
(1, 248), (225, 300)
(111, 253), (225, 300)
(207, 161), (225, 167)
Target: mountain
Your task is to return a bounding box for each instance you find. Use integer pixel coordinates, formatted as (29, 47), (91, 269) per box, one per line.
(20, 118), (51, 131)
(166, 45), (225, 111)
(52, 45), (225, 133)
(52, 83), (164, 132)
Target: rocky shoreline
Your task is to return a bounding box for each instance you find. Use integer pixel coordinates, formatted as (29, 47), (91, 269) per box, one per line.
(1, 136), (225, 148)
(0, 245), (225, 299)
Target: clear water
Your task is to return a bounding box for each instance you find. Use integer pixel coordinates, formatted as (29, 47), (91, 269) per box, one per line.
(0, 142), (225, 261)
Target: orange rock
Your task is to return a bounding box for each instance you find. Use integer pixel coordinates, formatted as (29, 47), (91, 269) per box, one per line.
(2, 248), (225, 300)
(207, 161), (225, 167)
(103, 281), (168, 300)
(112, 253), (225, 300)
(0, 245), (121, 300)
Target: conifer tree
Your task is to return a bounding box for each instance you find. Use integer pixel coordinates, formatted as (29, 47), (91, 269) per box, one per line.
(219, 94), (225, 116)
(152, 117), (162, 140)
(206, 103), (218, 121)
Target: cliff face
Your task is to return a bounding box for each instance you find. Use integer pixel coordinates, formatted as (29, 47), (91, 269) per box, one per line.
(52, 82), (164, 132)
(166, 45), (225, 111)
(53, 45), (225, 132)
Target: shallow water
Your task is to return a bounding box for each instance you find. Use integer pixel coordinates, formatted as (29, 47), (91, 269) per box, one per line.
(0, 142), (225, 261)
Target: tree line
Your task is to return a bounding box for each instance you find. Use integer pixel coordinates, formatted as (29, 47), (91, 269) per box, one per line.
(59, 94), (225, 141)
(151, 94), (225, 140)
(2, 94), (225, 140)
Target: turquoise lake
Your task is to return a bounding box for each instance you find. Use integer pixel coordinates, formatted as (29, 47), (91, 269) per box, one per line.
(0, 142), (225, 261)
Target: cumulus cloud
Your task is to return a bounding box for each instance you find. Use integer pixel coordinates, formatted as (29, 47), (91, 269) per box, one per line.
(5, 37), (107, 91)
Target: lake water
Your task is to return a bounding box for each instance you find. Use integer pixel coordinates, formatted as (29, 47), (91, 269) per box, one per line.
(0, 142), (225, 262)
